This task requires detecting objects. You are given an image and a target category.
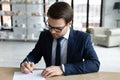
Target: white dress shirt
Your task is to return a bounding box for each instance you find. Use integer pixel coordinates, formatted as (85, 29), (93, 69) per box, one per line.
(52, 28), (70, 69)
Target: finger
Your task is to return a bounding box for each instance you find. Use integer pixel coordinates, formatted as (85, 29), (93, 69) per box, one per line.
(41, 68), (52, 77)
(47, 72), (56, 77)
(22, 62), (33, 73)
(26, 62), (34, 72)
(21, 64), (31, 73)
(41, 68), (48, 77)
(21, 62), (28, 68)
(44, 69), (54, 78)
(22, 68), (31, 74)
(42, 69), (54, 78)
(46, 66), (63, 77)
(29, 62), (34, 73)
(41, 66), (56, 76)
(44, 67), (58, 78)
(30, 62), (34, 68)
(21, 62), (28, 73)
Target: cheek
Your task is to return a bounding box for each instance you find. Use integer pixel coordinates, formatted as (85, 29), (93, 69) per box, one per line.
(60, 29), (67, 36)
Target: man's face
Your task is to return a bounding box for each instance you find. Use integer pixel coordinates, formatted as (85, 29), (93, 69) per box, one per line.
(47, 17), (71, 39)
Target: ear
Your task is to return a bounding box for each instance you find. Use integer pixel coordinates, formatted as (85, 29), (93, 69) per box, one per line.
(67, 20), (73, 26)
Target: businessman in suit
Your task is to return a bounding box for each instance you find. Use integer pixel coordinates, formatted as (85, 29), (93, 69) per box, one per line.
(20, 2), (100, 78)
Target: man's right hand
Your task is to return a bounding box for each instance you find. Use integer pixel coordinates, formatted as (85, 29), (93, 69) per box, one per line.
(20, 61), (34, 74)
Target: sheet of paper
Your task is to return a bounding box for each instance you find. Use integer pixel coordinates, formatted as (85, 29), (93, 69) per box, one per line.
(13, 70), (45, 80)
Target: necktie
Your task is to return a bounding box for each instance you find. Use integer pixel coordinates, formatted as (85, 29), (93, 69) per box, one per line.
(55, 37), (63, 66)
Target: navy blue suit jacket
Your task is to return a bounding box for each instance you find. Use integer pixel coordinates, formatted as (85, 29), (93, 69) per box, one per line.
(23, 29), (100, 75)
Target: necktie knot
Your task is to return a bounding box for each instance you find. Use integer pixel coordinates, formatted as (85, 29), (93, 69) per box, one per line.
(57, 37), (63, 43)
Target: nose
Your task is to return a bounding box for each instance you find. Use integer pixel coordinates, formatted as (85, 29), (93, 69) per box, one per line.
(50, 29), (56, 33)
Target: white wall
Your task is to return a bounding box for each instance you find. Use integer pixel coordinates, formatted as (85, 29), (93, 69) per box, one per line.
(102, 0), (120, 28)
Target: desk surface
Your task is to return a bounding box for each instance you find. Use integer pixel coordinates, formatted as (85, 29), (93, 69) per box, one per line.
(0, 67), (120, 80)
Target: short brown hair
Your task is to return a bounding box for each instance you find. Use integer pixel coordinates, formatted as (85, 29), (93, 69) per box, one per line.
(47, 2), (73, 24)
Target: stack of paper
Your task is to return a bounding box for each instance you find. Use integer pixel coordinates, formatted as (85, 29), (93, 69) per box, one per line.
(13, 70), (45, 80)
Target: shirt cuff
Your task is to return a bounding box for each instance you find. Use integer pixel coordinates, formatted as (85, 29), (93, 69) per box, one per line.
(61, 64), (65, 72)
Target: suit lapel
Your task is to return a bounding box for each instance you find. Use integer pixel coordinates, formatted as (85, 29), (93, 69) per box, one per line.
(48, 37), (53, 65)
(67, 29), (75, 63)
(45, 31), (54, 66)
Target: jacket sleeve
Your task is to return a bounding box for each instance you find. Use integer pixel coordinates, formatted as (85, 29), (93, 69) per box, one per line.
(63, 35), (100, 75)
(21, 32), (45, 64)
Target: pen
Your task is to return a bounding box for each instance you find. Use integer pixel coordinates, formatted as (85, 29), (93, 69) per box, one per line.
(26, 57), (33, 73)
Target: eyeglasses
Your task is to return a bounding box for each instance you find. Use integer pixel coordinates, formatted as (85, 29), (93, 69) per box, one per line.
(45, 21), (66, 33)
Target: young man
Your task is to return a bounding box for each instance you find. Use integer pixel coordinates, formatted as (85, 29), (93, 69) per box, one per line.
(20, 2), (100, 78)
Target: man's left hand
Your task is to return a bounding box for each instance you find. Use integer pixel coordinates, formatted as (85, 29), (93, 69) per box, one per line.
(41, 66), (63, 78)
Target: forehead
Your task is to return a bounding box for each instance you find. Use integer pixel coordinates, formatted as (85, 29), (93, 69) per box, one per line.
(48, 17), (66, 27)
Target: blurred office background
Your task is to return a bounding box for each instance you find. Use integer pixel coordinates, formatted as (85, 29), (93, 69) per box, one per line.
(0, 0), (120, 72)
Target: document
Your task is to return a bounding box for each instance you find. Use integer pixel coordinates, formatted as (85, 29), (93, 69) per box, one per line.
(13, 70), (45, 80)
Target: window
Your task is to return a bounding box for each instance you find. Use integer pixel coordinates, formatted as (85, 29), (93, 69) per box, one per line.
(73, 0), (102, 31)
(0, 0), (12, 29)
(89, 0), (101, 27)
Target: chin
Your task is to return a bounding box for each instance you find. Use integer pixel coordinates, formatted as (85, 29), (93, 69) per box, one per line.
(52, 35), (57, 39)
(51, 33), (62, 39)
(53, 35), (61, 39)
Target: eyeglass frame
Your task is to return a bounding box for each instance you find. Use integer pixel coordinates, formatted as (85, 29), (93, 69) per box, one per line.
(45, 21), (66, 33)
